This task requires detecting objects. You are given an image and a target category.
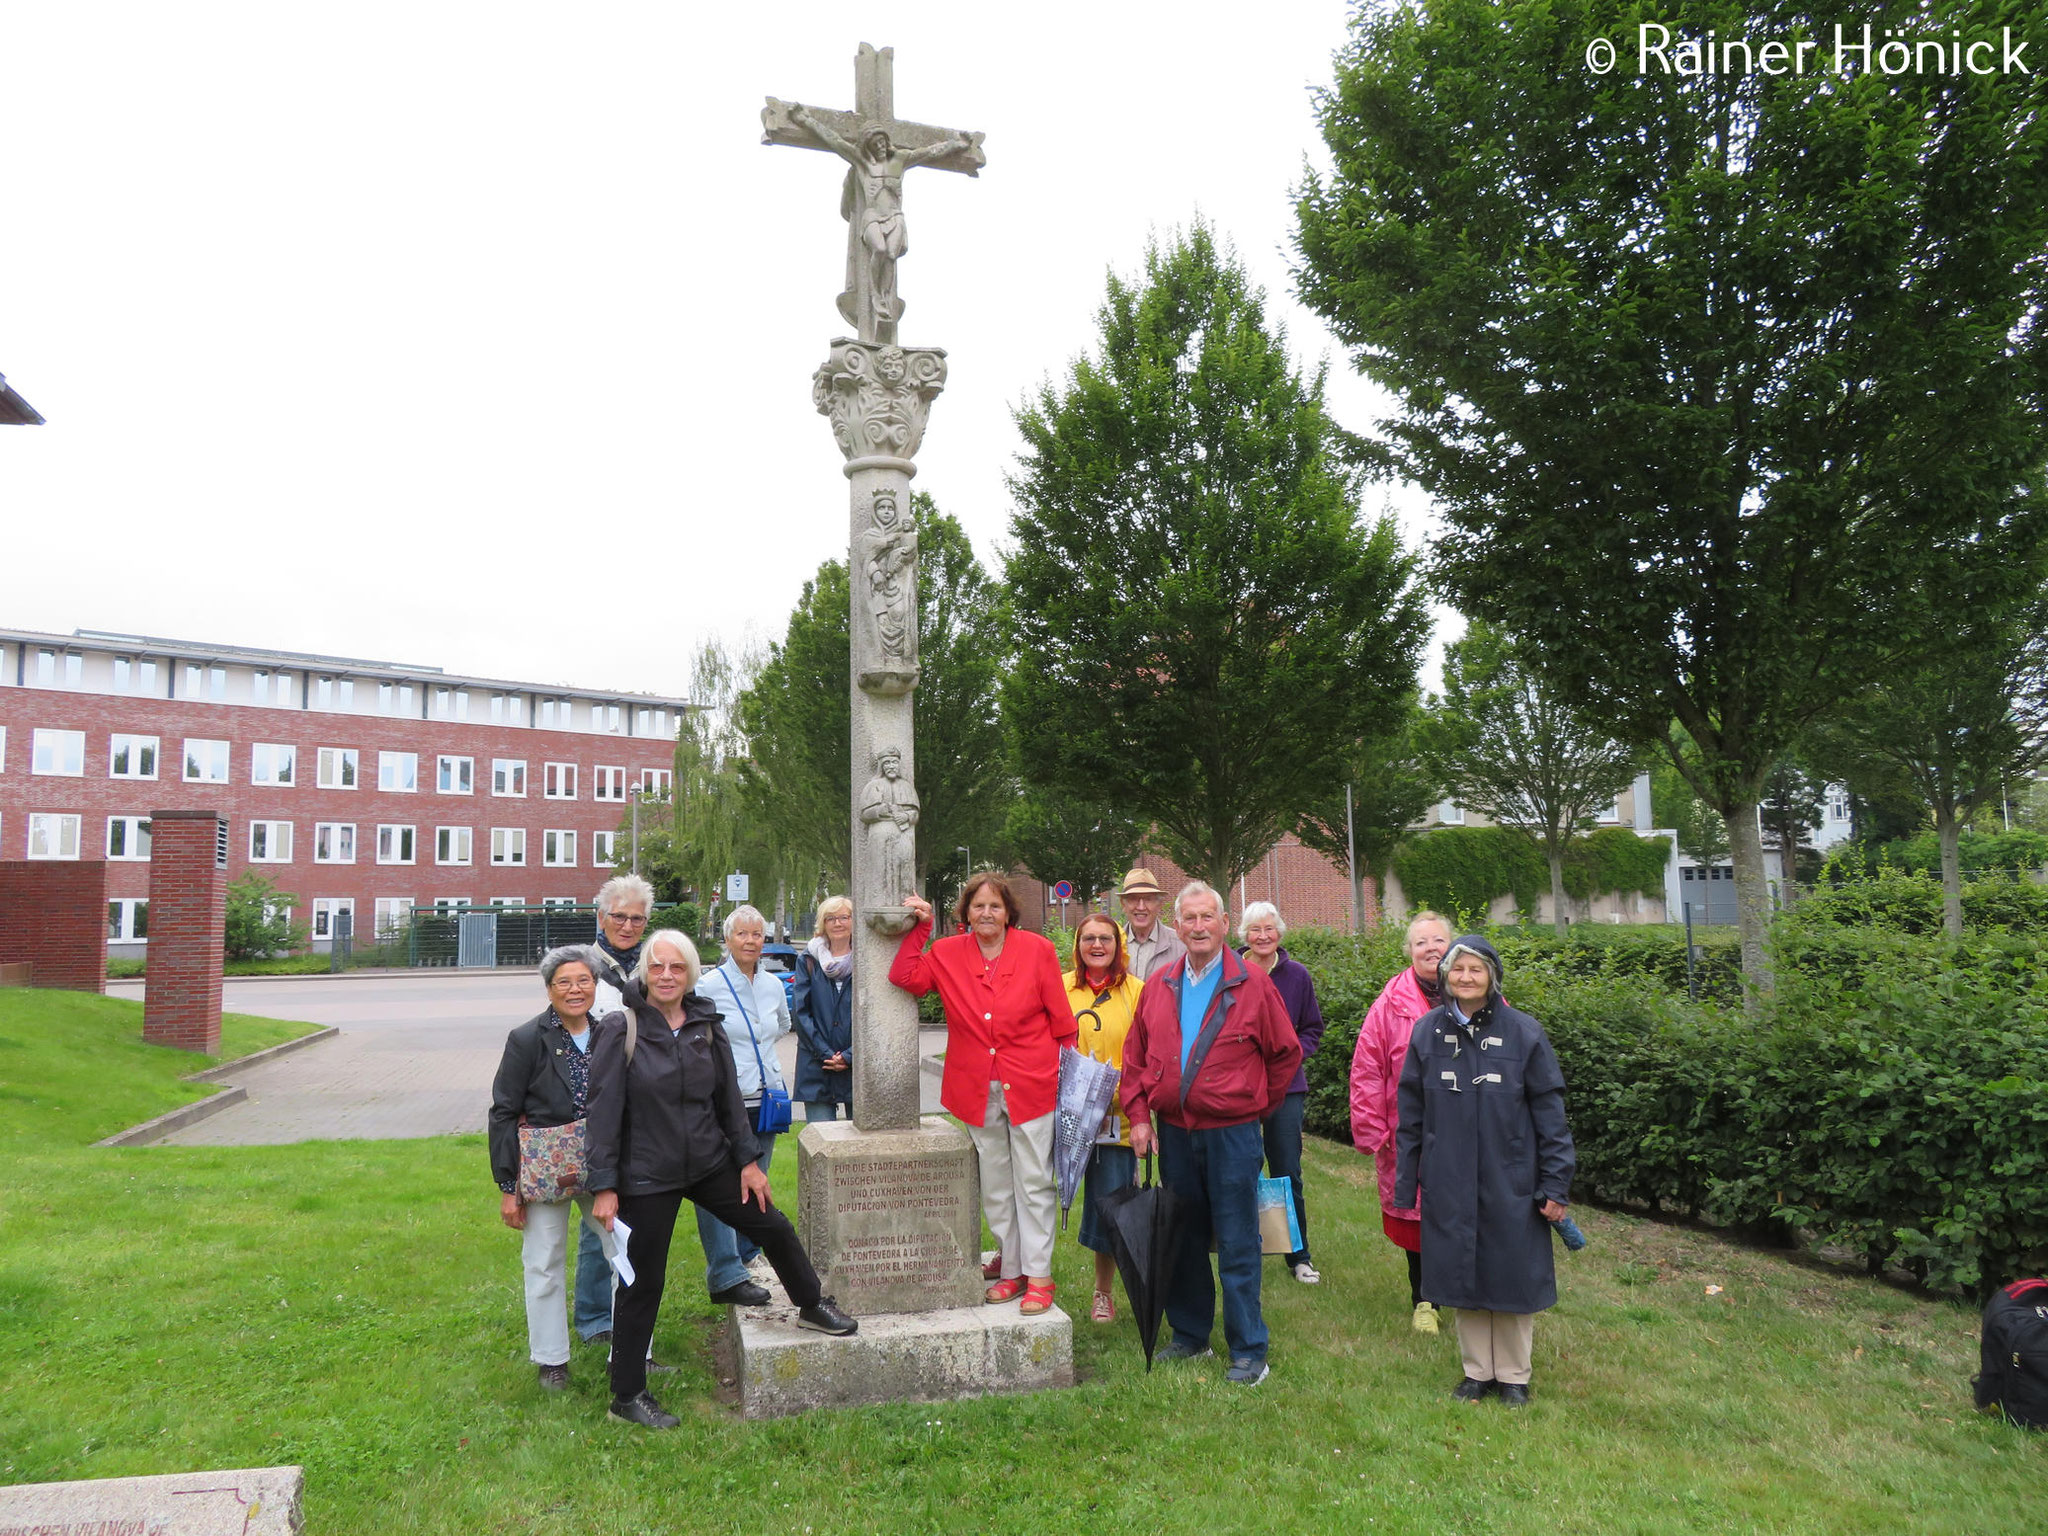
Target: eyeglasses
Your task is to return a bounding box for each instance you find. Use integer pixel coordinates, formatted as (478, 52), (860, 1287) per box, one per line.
(646, 962), (691, 975)
(606, 913), (649, 927)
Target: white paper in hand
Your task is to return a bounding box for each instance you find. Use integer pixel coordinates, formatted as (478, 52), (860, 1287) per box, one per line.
(605, 1217), (636, 1287)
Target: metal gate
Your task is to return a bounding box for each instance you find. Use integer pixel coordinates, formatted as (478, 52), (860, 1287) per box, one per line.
(457, 912), (498, 968)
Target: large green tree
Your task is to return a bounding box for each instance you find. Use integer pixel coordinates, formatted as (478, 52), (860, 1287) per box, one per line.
(1005, 222), (1425, 892)
(1000, 783), (1148, 912)
(738, 496), (1010, 906)
(1297, 0), (2048, 993)
(1806, 596), (2048, 935)
(1417, 623), (1643, 935)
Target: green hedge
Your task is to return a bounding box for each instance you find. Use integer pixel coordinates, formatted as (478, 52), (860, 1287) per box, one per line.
(1388, 826), (1671, 919)
(1790, 866), (2048, 935)
(1284, 923), (2048, 1296)
(1836, 828), (2048, 879)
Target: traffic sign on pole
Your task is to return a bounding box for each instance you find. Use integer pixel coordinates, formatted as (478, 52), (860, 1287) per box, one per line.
(1051, 880), (1074, 901)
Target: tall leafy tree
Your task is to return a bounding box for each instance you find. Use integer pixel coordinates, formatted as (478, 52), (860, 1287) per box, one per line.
(1001, 783), (1148, 911)
(1296, 0), (2048, 993)
(1417, 624), (1642, 935)
(1005, 222), (1425, 892)
(737, 497), (1010, 904)
(1806, 598), (2048, 935)
(1294, 697), (1442, 926)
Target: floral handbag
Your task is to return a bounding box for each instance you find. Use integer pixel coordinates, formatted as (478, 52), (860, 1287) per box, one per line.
(516, 1120), (587, 1204)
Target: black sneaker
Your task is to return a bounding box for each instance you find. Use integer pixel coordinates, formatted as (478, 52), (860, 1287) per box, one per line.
(1496, 1382), (1531, 1408)
(608, 1390), (679, 1430)
(1154, 1338), (1213, 1363)
(709, 1280), (772, 1307)
(797, 1296), (858, 1335)
(1452, 1376), (1495, 1402)
(537, 1363), (569, 1391)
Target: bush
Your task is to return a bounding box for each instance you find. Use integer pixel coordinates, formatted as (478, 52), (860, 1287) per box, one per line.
(1841, 827), (2048, 878)
(1388, 826), (1672, 919)
(223, 873), (307, 961)
(1790, 866), (2048, 935)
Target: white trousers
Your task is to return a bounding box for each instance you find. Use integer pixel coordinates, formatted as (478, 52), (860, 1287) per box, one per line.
(1456, 1308), (1536, 1385)
(520, 1194), (607, 1366)
(967, 1082), (1057, 1280)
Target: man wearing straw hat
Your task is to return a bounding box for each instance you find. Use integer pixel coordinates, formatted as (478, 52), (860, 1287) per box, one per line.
(1117, 866), (1186, 981)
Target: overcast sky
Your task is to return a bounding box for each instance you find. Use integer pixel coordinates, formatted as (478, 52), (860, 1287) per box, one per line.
(2, 1), (1446, 701)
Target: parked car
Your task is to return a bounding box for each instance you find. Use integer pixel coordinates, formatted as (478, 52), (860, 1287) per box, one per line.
(759, 942), (801, 998)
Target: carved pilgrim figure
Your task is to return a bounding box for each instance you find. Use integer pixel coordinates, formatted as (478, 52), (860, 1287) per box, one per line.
(858, 746), (920, 902)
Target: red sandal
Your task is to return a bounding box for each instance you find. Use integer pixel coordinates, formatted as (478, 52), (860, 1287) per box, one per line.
(1019, 1280), (1056, 1316)
(984, 1277), (1025, 1304)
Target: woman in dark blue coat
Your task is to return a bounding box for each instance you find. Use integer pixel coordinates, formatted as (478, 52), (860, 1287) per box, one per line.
(791, 895), (855, 1124)
(1394, 934), (1574, 1407)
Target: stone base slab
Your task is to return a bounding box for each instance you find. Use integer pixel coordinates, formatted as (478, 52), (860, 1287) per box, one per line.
(0, 1464), (303, 1533)
(797, 1117), (984, 1313)
(718, 1288), (1072, 1419)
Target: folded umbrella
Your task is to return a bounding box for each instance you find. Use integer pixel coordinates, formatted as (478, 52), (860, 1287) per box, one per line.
(1096, 1152), (1191, 1370)
(1052, 1045), (1120, 1230)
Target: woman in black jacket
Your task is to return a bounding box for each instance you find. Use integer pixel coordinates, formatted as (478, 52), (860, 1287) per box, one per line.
(791, 894), (855, 1124)
(585, 929), (857, 1430)
(488, 944), (614, 1392)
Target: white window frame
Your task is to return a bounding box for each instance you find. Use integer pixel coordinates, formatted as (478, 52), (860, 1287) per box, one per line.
(249, 820), (294, 864)
(592, 830), (618, 866)
(490, 896), (527, 908)
(490, 827), (527, 867)
(492, 759), (527, 797)
(373, 897), (414, 939)
(436, 755), (474, 795)
(311, 897), (355, 940)
(435, 826), (474, 866)
(641, 768), (672, 798)
(105, 815), (152, 861)
(251, 743), (298, 787)
(183, 738), (231, 784)
(378, 751), (419, 793)
(317, 748), (359, 790)
(543, 761), (578, 800)
(314, 822), (357, 864)
(32, 728), (85, 777)
(593, 766), (626, 802)
(376, 824), (417, 865)
(108, 734), (159, 780)
(27, 813), (82, 860)
(1437, 800), (1466, 826)
(543, 896), (581, 909)
(433, 896), (470, 913)
(542, 829), (577, 867)
(108, 897), (150, 942)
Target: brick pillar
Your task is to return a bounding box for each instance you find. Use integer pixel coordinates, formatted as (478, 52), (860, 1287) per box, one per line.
(144, 810), (228, 1053)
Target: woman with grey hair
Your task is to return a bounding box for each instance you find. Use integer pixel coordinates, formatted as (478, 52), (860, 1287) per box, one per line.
(1237, 900), (1326, 1283)
(589, 874), (657, 1018)
(488, 944), (614, 1391)
(587, 928), (854, 1429)
(692, 904), (795, 1306)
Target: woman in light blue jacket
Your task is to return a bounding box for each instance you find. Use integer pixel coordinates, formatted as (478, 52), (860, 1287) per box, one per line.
(692, 904), (793, 1305)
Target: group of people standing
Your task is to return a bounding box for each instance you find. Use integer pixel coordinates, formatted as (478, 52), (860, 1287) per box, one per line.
(491, 869), (1577, 1422)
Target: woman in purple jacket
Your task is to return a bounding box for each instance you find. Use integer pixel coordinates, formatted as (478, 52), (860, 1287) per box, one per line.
(1238, 901), (1326, 1283)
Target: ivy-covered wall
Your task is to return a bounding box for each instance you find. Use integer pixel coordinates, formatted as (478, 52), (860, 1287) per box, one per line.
(1388, 826), (1671, 921)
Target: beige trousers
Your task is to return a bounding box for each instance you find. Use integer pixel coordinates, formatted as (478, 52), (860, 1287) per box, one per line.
(1456, 1308), (1536, 1385)
(967, 1081), (1057, 1280)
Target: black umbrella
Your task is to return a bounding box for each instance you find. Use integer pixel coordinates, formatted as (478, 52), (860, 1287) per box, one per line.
(1095, 1152), (1192, 1370)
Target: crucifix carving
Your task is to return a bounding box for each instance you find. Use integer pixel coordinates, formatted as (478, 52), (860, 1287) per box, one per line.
(763, 44), (986, 344)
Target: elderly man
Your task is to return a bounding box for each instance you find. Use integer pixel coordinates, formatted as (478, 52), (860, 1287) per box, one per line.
(571, 875), (657, 1354)
(1118, 867), (1187, 980)
(1122, 881), (1301, 1385)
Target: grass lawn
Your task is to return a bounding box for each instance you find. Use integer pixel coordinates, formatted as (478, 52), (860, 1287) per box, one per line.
(3, 992), (2040, 1533)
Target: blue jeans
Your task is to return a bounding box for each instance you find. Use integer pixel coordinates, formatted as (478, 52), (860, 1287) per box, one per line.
(1262, 1091), (1311, 1267)
(696, 1131), (778, 1293)
(803, 1100), (847, 1125)
(574, 1218), (613, 1339)
(1157, 1119), (1267, 1362)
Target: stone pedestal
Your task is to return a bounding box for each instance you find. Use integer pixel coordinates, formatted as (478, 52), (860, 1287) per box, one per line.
(797, 1116), (983, 1312)
(719, 1291), (1072, 1420)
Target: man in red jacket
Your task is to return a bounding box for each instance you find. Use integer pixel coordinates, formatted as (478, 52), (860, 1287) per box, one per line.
(1123, 881), (1302, 1385)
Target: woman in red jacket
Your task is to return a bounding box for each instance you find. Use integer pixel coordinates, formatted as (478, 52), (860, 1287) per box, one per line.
(891, 874), (1077, 1316)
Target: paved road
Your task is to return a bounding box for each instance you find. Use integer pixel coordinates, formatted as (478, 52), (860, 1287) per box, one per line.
(106, 972), (942, 1145)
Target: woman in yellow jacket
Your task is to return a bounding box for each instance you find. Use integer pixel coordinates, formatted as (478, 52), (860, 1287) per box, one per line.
(1067, 911), (1146, 1323)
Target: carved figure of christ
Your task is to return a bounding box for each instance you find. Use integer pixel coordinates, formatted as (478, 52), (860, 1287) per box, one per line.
(763, 44), (985, 344)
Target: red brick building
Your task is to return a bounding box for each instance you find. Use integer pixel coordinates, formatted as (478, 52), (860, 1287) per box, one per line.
(0, 626), (689, 956)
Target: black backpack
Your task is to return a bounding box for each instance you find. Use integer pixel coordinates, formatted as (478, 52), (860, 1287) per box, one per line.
(1975, 1278), (2048, 1429)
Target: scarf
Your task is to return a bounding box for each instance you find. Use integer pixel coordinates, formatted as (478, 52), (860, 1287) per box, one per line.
(806, 934), (854, 980)
(1413, 965), (1443, 1005)
(595, 934), (642, 977)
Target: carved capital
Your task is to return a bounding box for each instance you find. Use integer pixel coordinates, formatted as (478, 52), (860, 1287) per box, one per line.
(813, 340), (947, 462)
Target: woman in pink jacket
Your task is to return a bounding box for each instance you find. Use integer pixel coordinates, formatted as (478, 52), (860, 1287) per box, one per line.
(1349, 910), (1452, 1334)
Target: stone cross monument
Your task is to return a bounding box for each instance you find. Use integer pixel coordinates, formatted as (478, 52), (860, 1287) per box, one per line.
(740, 44), (1071, 1417)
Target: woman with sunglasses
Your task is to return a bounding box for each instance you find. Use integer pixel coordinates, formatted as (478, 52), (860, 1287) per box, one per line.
(1066, 912), (1146, 1323)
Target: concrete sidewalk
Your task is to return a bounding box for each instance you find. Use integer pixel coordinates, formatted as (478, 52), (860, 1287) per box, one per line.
(108, 973), (942, 1145)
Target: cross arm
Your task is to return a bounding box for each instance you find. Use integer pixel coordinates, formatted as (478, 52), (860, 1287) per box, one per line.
(762, 97), (986, 177)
